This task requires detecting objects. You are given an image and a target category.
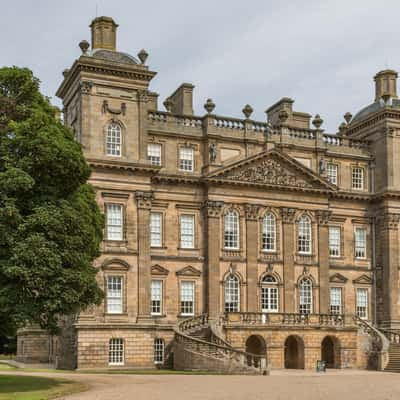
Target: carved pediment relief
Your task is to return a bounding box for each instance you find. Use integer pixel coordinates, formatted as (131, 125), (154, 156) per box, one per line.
(329, 273), (348, 284)
(353, 274), (373, 285)
(176, 265), (201, 277)
(101, 258), (130, 271)
(205, 149), (334, 191)
(151, 264), (169, 276)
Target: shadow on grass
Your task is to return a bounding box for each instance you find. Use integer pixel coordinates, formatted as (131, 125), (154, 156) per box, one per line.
(0, 375), (62, 394)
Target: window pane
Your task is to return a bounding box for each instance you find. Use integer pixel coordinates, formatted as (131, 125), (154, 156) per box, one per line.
(330, 287), (342, 314)
(352, 167), (364, 190)
(355, 228), (367, 258)
(107, 276), (122, 314)
(179, 147), (194, 171)
(356, 288), (368, 319)
(298, 216), (312, 254)
(329, 227), (341, 257)
(147, 144), (162, 166)
(224, 211), (239, 249)
(150, 213), (162, 247)
(151, 280), (162, 315)
(326, 163), (338, 185)
(262, 213), (276, 251)
(106, 123), (122, 156)
(180, 215), (195, 249)
(299, 278), (313, 314)
(109, 338), (124, 365)
(107, 204), (123, 240)
(154, 338), (165, 364)
(261, 286), (278, 312)
(224, 275), (240, 312)
(180, 281), (194, 315)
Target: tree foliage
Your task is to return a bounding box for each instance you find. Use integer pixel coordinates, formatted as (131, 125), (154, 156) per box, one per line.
(0, 67), (104, 335)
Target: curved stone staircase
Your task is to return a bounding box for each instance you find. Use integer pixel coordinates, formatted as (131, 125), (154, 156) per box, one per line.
(380, 329), (400, 373)
(173, 314), (267, 374)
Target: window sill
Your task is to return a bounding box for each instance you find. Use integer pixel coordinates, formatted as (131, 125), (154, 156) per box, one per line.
(151, 246), (168, 250)
(178, 247), (199, 251)
(178, 314), (195, 318)
(104, 240), (128, 245)
(261, 250), (277, 254)
(151, 314), (166, 318)
(105, 313), (128, 316)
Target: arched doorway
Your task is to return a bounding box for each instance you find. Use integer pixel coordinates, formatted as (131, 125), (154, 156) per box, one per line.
(245, 335), (266, 367)
(321, 336), (340, 368)
(284, 335), (305, 369)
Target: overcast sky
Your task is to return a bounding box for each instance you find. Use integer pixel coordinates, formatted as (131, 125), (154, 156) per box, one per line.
(1, 0), (400, 132)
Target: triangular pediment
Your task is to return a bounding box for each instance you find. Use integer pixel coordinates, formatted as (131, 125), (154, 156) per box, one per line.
(329, 273), (348, 284)
(353, 274), (373, 285)
(176, 265), (201, 277)
(205, 149), (335, 192)
(151, 264), (169, 276)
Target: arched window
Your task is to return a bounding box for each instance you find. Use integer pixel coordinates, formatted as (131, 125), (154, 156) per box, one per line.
(262, 213), (276, 251)
(106, 122), (122, 156)
(299, 278), (313, 314)
(261, 275), (279, 312)
(224, 274), (240, 312)
(298, 215), (312, 254)
(224, 210), (239, 249)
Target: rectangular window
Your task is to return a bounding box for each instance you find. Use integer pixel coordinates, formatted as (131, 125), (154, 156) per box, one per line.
(180, 214), (195, 249)
(261, 287), (278, 312)
(179, 147), (194, 172)
(107, 276), (123, 314)
(154, 338), (165, 364)
(355, 228), (367, 259)
(180, 281), (195, 316)
(352, 167), (364, 190)
(147, 143), (162, 166)
(356, 288), (368, 319)
(326, 163), (338, 185)
(151, 280), (162, 315)
(330, 287), (342, 315)
(106, 204), (123, 240)
(150, 212), (162, 247)
(329, 226), (341, 257)
(109, 338), (124, 365)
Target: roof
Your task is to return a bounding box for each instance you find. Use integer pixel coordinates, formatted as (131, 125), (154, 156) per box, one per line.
(89, 48), (139, 65)
(351, 98), (400, 124)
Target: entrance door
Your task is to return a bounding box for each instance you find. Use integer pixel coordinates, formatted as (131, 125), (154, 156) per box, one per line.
(321, 336), (336, 368)
(284, 336), (305, 369)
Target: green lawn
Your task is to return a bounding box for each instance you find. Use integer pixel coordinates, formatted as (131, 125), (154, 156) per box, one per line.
(0, 365), (16, 371)
(0, 375), (86, 400)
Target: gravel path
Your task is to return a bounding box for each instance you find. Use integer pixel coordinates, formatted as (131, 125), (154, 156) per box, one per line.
(1, 370), (399, 400)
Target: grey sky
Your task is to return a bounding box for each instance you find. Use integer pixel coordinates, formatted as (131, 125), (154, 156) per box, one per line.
(1, 0), (400, 132)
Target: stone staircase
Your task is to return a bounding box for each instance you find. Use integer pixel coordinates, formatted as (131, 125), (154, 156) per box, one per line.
(173, 314), (267, 374)
(381, 330), (400, 373)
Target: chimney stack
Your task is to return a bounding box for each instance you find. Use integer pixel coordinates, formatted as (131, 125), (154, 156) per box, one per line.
(90, 16), (118, 51)
(374, 69), (398, 101)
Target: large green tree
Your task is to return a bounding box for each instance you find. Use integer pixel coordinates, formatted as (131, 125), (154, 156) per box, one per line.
(0, 67), (104, 335)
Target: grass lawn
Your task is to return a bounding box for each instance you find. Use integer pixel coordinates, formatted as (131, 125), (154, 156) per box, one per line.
(0, 375), (87, 400)
(0, 365), (16, 371)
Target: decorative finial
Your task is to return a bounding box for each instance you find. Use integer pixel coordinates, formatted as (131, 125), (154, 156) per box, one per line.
(278, 109), (289, 123)
(62, 69), (70, 77)
(138, 49), (149, 65)
(79, 40), (90, 55)
(344, 112), (352, 124)
(338, 122), (347, 133)
(163, 98), (174, 113)
(312, 114), (323, 129)
(204, 98), (215, 114)
(242, 104), (253, 119)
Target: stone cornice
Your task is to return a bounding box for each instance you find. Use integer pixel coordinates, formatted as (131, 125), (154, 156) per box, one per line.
(88, 158), (160, 174)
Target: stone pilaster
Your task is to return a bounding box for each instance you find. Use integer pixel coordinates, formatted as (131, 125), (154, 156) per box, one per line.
(137, 90), (149, 163)
(135, 190), (154, 321)
(245, 204), (260, 312)
(204, 200), (224, 318)
(316, 210), (331, 314)
(280, 207), (296, 312)
(379, 213), (400, 328)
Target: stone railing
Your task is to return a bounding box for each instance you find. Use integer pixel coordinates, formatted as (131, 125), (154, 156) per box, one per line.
(176, 115), (203, 127)
(354, 316), (390, 370)
(213, 116), (245, 130)
(148, 111), (168, 123)
(224, 312), (347, 327)
(174, 314), (267, 373)
(323, 134), (342, 146)
(381, 329), (400, 344)
(287, 127), (316, 140)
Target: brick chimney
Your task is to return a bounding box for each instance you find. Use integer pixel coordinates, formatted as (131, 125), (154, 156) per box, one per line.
(90, 16), (118, 51)
(374, 69), (398, 101)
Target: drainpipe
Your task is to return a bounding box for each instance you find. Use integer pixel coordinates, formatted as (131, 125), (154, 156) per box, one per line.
(371, 216), (377, 326)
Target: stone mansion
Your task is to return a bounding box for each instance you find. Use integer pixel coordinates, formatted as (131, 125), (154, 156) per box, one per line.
(17, 16), (400, 373)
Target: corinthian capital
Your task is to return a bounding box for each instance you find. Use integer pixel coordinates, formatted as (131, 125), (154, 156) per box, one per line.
(245, 204), (260, 220)
(204, 200), (224, 218)
(135, 191), (154, 209)
(280, 207), (296, 223)
(316, 210), (332, 225)
(379, 213), (400, 230)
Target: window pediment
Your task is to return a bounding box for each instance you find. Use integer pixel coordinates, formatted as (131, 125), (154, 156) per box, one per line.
(353, 274), (373, 285)
(101, 258), (130, 271)
(329, 272), (348, 284)
(176, 265), (201, 277)
(151, 264), (169, 276)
